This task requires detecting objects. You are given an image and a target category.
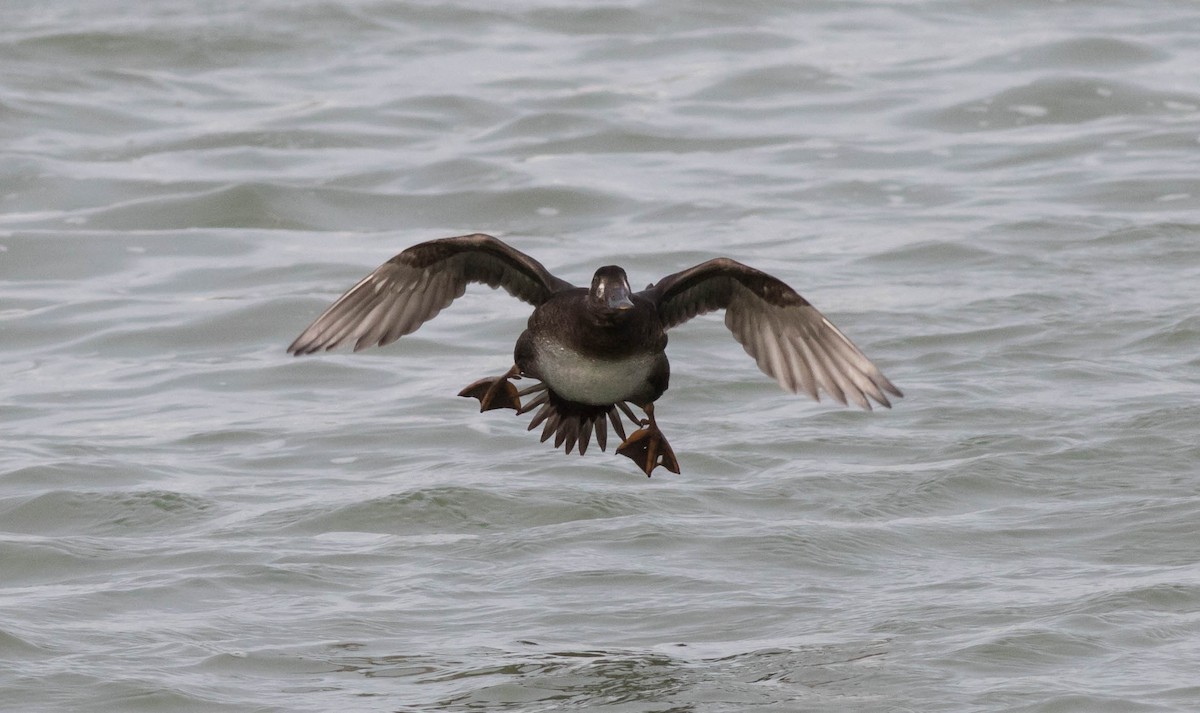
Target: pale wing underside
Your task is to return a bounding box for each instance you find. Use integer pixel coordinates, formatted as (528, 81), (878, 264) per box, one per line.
(288, 233), (574, 355)
(724, 284), (901, 409)
(647, 258), (902, 410)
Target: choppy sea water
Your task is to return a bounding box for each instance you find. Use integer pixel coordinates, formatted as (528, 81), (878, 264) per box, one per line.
(3, 1), (1200, 711)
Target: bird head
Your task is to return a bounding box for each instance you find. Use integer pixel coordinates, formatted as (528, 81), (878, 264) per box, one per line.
(588, 266), (635, 313)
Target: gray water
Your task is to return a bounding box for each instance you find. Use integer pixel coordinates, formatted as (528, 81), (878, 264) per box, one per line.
(3, 1), (1200, 711)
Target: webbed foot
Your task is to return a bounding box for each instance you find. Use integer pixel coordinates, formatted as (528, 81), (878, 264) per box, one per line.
(615, 403), (680, 476)
(458, 366), (522, 412)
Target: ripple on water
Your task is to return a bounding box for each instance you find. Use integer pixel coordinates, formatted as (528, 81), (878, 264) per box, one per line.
(0, 484), (217, 537)
(319, 640), (896, 710)
(911, 76), (1200, 132)
(4, 1), (1200, 712)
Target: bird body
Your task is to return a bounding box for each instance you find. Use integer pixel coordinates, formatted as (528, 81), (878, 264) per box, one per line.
(515, 280), (668, 407)
(517, 329), (667, 407)
(288, 233), (901, 475)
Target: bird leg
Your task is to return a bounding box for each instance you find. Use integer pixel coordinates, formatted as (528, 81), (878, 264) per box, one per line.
(615, 402), (680, 476)
(458, 365), (523, 412)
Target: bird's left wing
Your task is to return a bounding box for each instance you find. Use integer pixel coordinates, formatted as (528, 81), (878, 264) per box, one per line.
(643, 258), (902, 410)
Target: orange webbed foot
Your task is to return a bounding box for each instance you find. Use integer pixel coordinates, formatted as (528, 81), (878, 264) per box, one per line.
(458, 366), (522, 412)
(614, 403), (680, 476)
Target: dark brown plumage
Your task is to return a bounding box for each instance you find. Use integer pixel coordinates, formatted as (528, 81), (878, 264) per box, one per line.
(289, 233), (902, 475)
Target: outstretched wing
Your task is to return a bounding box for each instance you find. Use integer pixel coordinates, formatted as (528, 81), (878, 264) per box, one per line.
(288, 233), (575, 355)
(643, 258), (902, 410)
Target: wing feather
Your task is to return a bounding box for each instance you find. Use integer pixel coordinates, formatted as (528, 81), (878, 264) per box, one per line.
(289, 233), (574, 355)
(805, 333), (853, 407)
(644, 257), (901, 410)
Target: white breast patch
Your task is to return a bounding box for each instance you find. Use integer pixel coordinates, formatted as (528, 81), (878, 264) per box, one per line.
(534, 338), (658, 405)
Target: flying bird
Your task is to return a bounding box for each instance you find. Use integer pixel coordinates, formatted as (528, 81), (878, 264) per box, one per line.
(288, 233), (901, 475)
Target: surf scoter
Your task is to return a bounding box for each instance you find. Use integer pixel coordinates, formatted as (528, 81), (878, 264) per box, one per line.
(288, 233), (901, 475)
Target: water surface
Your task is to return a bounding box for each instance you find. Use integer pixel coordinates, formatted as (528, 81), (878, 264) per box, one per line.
(3, 1), (1199, 711)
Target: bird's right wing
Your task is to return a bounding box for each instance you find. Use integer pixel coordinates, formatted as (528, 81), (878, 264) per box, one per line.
(288, 233), (575, 355)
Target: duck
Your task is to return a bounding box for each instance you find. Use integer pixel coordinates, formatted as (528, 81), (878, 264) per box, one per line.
(288, 233), (902, 475)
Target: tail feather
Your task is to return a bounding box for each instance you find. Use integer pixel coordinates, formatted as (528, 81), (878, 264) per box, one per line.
(594, 417), (608, 452)
(520, 383), (628, 456)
